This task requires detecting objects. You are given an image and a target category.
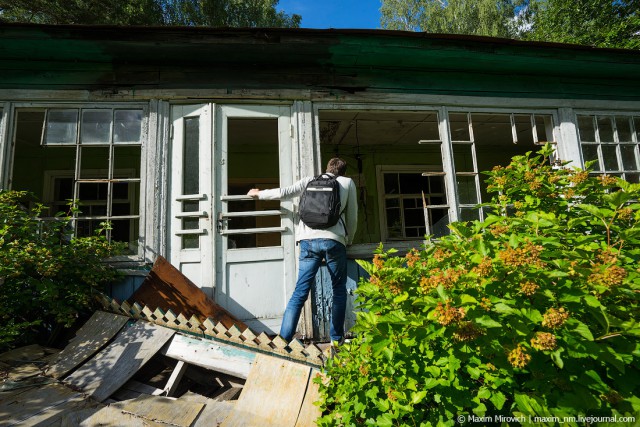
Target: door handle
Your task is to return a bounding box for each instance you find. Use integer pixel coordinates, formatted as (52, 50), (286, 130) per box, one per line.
(217, 212), (229, 234)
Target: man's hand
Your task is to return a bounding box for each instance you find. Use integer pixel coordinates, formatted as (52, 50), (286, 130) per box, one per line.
(247, 188), (260, 198)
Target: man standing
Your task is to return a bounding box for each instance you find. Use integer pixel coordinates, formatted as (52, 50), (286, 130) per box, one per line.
(247, 157), (358, 344)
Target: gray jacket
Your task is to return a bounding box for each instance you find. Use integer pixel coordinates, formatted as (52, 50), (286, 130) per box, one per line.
(257, 174), (358, 246)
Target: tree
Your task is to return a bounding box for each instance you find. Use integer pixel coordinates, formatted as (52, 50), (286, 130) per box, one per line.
(380, 0), (526, 38)
(0, 0), (301, 27)
(523, 0), (640, 49)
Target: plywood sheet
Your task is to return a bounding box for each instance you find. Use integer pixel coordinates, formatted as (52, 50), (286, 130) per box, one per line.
(0, 382), (91, 426)
(181, 392), (236, 427)
(130, 256), (247, 330)
(64, 321), (175, 402)
(110, 394), (204, 427)
(46, 310), (129, 379)
(221, 354), (311, 427)
(295, 369), (323, 427)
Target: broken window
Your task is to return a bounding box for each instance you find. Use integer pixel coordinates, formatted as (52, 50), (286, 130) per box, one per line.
(449, 112), (555, 221)
(577, 114), (640, 183)
(10, 107), (144, 253)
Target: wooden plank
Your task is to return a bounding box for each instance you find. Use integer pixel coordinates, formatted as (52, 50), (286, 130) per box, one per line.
(181, 392), (236, 427)
(5, 363), (41, 381)
(221, 354), (312, 427)
(0, 344), (45, 364)
(161, 334), (256, 379)
(46, 310), (130, 379)
(295, 370), (323, 427)
(163, 360), (187, 397)
(0, 382), (92, 426)
(110, 394), (204, 427)
(59, 405), (163, 427)
(64, 321), (175, 402)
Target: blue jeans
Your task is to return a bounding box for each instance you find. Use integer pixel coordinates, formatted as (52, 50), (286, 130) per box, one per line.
(279, 239), (347, 343)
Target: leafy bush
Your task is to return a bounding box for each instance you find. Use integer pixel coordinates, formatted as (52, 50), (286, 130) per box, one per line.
(317, 145), (640, 426)
(0, 190), (121, 350)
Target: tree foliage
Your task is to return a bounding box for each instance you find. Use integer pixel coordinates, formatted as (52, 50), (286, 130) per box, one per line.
(317, 145), (640, 426)
(380, 0), (640, 49)
(0, 0), (301, 27)
(380, 0), (526, 38)
(0, 191), (122, 351)
(522, 0), (640, 50)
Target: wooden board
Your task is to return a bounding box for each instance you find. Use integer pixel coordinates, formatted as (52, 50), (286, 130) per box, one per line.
(161, 333), (256, 379)
(295, 369), (323, 427)
(181, 392), (236, 427)
(0, 382), (93, 426)
(60, 406), (163, 427)
(46, 310), (129, 379)
(221, 354), (312, 427)
(0, 344), (45, 364)
(64, 321), (175, 402)
(129, 255), (247, 330)
(110, 394), (204, 427)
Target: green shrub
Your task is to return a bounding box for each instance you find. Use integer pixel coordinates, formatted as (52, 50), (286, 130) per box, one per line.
(317, 145), (640, 426)
(0, 190), (121, 350)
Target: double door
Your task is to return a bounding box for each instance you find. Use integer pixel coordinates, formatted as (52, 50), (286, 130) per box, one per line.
(169, 104), (296, 333)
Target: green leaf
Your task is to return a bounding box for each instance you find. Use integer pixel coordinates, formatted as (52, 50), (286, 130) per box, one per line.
(520, 308), (543, 322)
(490, 391), (507, 410)
(436, 285), (449, 302)
(475, 316), (502, 328)
(571, 320), (594, 341)
(551, 348), (564, 369)
(477, 387), (491, 399)
(411, 390), (427, 404)
(493, 302), (516, 314)
(424, 378), (439, 389)
(460, 294), (478, 305)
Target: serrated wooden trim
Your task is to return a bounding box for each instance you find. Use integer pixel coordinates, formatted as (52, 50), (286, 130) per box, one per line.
(95, 294), (325, 366)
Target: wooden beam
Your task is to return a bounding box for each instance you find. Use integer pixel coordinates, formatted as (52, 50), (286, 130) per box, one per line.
(163, 360), (188, 397)
(160, 334), (256, 380)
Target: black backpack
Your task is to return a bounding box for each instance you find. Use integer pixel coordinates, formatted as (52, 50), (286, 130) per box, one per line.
(299, 174), (342, 229)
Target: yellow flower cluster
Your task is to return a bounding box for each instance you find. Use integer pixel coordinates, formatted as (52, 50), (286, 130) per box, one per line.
(433, 248), (453, 262)
(433, 302), (466, 326)
(588, 265), (627, 288)
(498, 241), (544, 268)
(530, 332), (557, 351)
(569, 170), (589, 185)
(542, 307), (569, 329)
(405, 249), (420, 267)
(373, 254), (384, 269)
(520, 281), (539, 296)
(419, 268), (464, 292)
(479, 297), (492, 311)
(489, 223), (510, 237)
(507, 345), (531, 368)
(598, 175), (618, 186)
(471, 257), (493, 277)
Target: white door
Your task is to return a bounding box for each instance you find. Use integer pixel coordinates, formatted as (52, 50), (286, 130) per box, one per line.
(169, 104), (295, 332)
(214, 105), (296, 334)
(169, 104), (214, 296)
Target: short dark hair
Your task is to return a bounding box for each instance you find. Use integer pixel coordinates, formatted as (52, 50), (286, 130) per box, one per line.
(326, 157), (347, 176)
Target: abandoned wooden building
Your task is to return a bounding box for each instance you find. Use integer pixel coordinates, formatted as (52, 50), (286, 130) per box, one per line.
(1, 23), (640, 341)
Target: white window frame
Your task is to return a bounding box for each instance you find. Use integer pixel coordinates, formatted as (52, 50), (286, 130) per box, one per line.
(376, 165), (449, 242)
(575, 111), (640, 182)
(7, 102), (149, 260)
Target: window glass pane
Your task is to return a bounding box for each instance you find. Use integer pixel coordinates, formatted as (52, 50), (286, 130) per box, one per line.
(429, 209), (450, 237)
(582, 145), (600, 170)
(621, 145), (638, 170)
(82, 110), (112, 144)
(601, 145), (619, 171)
(111, 218), (139, 254)
(415, 112), (440, 141)
(183, 117), (200, 194)
(427, 175), (445, 194)
(598, 116), (614, 142)
(80, 146), (109, 179)
(453, 144), (474, 172)
(384, 173), (399, 194)
(113, 146), (142, 179)
(457, 175), (478, 204)
(448, 113), (470, 141)
(114, 110), (143, 143)
(626, 173), (640, 183)
(460, 207), (480, 222)
(577, 115), (596, 142)
(46, 109), (78, 144)
(513, 114), (534, 145)
(386, 204), (402, 239)
(616, 116), (633, 142)
(398, 173), (425, 194)
(635, 117), (640, 142)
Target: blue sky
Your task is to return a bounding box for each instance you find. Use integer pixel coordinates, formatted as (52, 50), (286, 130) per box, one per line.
(277, 0), (382, 29)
